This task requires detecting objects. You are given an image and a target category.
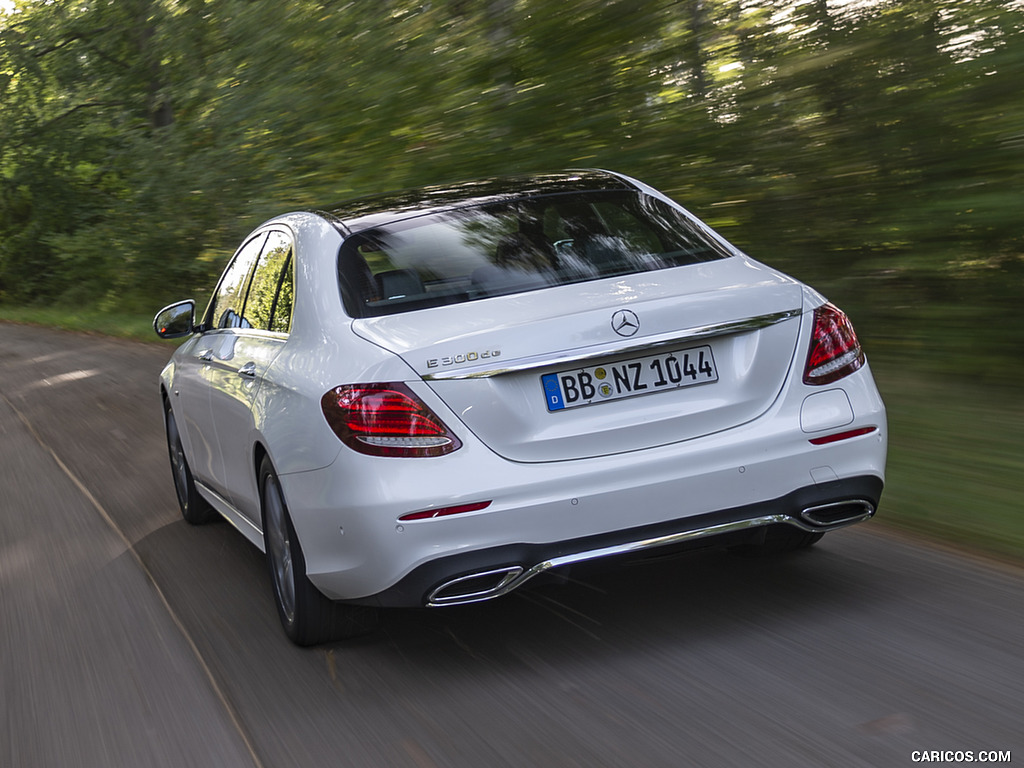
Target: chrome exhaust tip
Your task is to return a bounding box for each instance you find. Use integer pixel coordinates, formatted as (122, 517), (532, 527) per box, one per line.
(427, 566), (524, 607)
(800, 499), (875, 528)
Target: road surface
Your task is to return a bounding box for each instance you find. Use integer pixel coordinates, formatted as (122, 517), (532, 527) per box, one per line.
(1, 322), (1020, 767)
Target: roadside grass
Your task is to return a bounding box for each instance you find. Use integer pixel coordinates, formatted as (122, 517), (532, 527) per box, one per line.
(870, 361), (1024, 562)
(0, 305), (166, 343)
(3, 304), (1022, 561)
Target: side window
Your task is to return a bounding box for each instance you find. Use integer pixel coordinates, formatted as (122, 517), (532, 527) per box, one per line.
(241, 230), (294, 333)
(270, 246), (294, 334)
(211, 234), (267, 329)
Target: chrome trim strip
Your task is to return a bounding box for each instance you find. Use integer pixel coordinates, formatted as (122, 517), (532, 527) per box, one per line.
(195, 480), (266, 550)
(422, 309), (801, 380)
(425, 507), (865, 608)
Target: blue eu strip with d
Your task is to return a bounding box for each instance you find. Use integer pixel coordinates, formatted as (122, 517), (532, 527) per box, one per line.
(542, 374), (564, 411)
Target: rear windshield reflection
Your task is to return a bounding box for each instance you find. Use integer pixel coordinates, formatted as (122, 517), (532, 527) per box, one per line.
(338, 190), (730, 318)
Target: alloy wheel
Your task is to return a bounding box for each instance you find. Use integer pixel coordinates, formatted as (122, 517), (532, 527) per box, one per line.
(263, 474), (296, 625)
(167, 412), (190, 509)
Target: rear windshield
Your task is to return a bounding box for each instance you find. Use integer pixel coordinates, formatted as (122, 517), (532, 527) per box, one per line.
(337, 190), (730, 318)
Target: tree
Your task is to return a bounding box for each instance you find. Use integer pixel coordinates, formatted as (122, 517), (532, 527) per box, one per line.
(1, 0), (1021, 374)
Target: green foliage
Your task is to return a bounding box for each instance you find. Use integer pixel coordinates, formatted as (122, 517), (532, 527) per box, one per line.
(1, 0), (1022, 380)
(0, 304), (170, 341)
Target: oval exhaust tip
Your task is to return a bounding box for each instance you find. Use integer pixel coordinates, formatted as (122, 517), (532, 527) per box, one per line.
(800, 499), (875, 528)
(428, 566), (524, 606)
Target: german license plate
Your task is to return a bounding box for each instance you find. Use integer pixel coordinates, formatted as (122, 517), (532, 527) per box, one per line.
(542, 346), (718, 411)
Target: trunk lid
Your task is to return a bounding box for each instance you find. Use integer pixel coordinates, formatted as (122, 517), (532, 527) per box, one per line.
(351, 257), (806, 462)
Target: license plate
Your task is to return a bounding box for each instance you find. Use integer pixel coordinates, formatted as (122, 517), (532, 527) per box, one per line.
(542, 346), (718, 411)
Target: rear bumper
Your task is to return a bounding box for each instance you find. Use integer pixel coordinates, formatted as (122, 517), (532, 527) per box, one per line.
(278, 364), (886, 606)
(350, 474), (882, 607)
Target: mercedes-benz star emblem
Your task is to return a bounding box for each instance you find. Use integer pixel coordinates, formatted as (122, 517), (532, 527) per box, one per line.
(611, 309), (640, 337)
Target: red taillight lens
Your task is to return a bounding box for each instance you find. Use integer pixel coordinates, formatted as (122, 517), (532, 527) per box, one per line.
(803, 303), (866, 385)
(321, 383), (462, 457)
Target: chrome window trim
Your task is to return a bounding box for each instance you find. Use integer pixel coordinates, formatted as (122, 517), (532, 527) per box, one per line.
(202, 328), (290, 341)
(422, 308), (802, 381)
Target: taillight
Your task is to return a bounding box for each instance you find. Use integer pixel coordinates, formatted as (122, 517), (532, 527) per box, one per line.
(321, 383), (462, 457)
(803, 303), (866, 385)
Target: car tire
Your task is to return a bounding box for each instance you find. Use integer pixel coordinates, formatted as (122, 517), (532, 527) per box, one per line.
(165, 402), (216, 525)
(731, 525), (824, 556)
(259, 457), (378, 646)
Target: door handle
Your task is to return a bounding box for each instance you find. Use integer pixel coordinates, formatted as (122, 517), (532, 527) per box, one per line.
(197, 349), (213, 362)
(238, 362), (257, 378)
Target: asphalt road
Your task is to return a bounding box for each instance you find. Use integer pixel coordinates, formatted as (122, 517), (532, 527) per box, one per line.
(1, 321), (1021, 768)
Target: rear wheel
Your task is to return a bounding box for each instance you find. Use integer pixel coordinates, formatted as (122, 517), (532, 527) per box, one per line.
(164, 402), (215, 525)
(259, 457), (377, 646)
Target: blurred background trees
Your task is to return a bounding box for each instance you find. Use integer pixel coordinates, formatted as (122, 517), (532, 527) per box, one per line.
(1, 0), (1022, 378)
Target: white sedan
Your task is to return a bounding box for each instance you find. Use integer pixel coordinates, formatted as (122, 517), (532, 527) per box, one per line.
(154, 170), (886, 645)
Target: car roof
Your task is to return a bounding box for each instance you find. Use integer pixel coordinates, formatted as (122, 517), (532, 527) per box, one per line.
(318, 169), (636, 235)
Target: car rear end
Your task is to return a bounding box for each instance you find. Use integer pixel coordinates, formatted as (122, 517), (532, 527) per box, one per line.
(287, 171), (886, 606)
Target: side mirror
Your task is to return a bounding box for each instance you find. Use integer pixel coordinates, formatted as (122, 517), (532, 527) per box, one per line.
(154, 300), (196, 339)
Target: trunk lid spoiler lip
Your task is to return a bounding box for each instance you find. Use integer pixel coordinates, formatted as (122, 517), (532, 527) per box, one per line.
(421, 308), (803, 381)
